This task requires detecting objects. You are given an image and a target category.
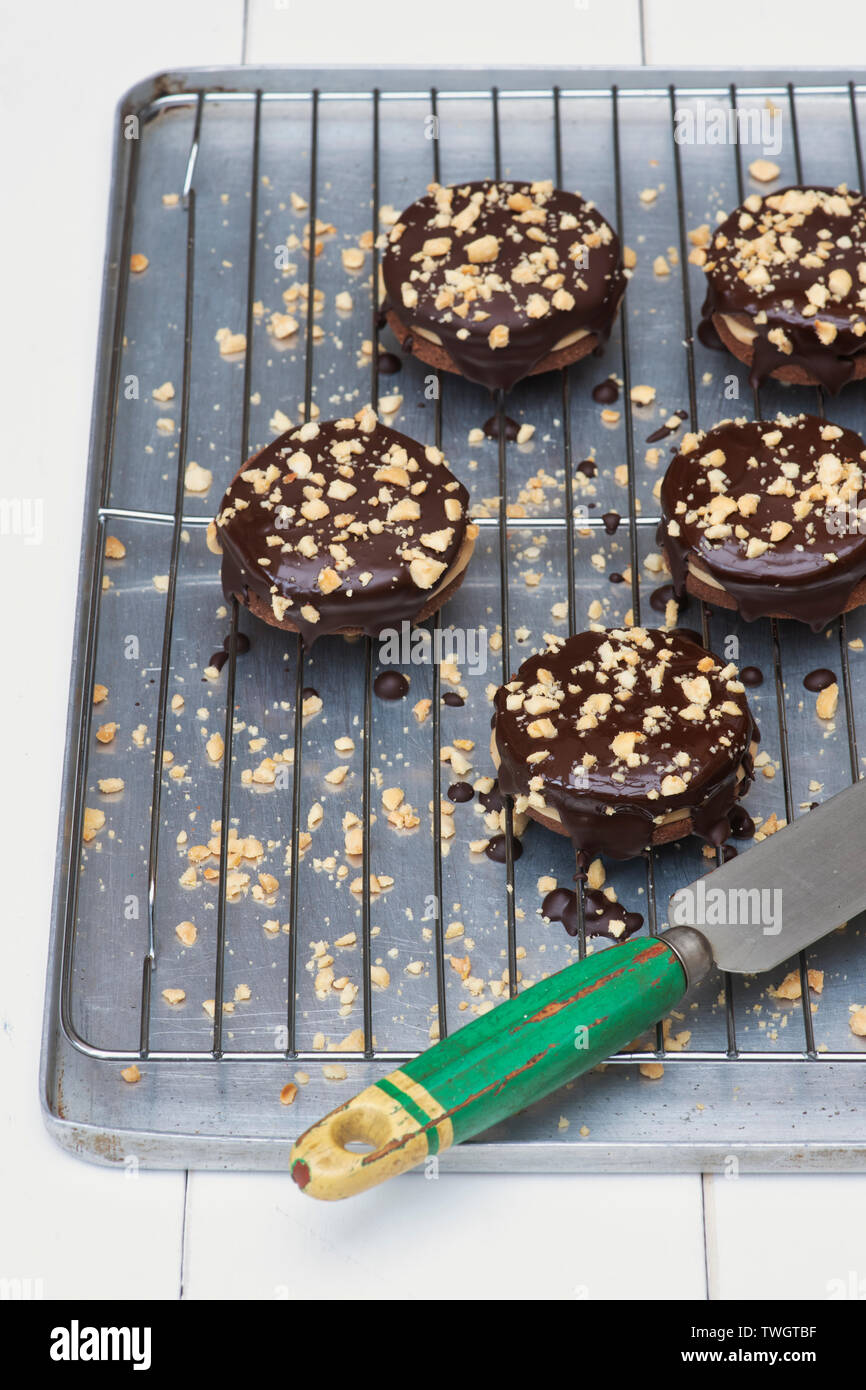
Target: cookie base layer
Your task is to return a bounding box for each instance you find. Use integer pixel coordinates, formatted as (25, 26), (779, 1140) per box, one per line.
(227, 543), (473, 641)
(386, 309), (602, 383)
(712, 312), (866, 389)
(522, 800), (694, 849)
(671, 551), (866, 626)
(490, 735), (695, 849)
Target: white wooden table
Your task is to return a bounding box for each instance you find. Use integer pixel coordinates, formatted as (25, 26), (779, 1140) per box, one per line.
(4, 0), (866, 1301)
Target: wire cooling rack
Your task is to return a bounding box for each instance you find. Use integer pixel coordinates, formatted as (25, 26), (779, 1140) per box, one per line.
(42, 67), (866, 1170)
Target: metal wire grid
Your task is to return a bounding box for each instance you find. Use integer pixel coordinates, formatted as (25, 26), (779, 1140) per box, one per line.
(59, 78), (866, 1074)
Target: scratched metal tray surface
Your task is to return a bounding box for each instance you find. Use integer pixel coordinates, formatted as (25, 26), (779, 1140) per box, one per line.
(42, 66), (866, 1171)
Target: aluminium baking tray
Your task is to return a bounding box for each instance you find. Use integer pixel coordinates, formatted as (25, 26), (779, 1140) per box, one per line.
(42, 65), (866, 1172)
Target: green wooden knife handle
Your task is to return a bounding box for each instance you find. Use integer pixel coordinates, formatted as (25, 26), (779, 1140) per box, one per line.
(290, 927), (710, 1200)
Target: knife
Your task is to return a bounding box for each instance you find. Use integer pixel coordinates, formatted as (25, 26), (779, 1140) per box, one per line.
(290, 776), (866, 1200)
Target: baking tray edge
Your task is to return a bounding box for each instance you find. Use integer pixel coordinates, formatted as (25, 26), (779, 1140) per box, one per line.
(41, 62), (866, 1173)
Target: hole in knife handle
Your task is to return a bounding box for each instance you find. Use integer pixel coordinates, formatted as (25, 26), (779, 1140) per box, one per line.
(331, 1105), (393, 1155)
(292, 1084), (433, 1199)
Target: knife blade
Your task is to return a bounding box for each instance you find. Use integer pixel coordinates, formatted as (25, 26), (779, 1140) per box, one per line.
(290, 777), (866, 1200)
(667, 774), (866, 975)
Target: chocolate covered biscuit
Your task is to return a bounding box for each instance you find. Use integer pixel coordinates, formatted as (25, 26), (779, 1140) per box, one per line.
(661, 414), (866, 631)
(211, 410), (476, 646)
(492, 627), (756, 861)
(698, 185), (866, 393)
(382, 179), (626, 392)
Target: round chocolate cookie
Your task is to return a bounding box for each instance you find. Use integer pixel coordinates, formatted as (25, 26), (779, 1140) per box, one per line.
(491, 627), (756, 861)
(660, 413), (866, 631)
(698, 185), (866, 393)
(210, 409), (477, 645)
(381, 179), (626, 392)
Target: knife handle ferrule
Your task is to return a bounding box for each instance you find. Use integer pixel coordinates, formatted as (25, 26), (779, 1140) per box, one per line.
(659, 926), (713, 989)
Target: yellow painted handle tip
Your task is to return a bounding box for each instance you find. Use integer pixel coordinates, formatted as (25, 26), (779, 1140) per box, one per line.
(290, 1077), (450, 1200)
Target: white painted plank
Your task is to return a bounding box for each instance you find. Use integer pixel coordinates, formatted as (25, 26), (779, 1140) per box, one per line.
(244, 0), (643, 67)
(0, 1153), (186, 1302)
(707, 1174), (866, 1299)
(645, 0), (866, 66)
(0, 0), (243, 1303)
(183, 1171), (706, 1299)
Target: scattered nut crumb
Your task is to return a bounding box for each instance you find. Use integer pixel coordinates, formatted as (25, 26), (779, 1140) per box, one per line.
(184, 461), (213, 493)
(771, 968), (824, 1001)
(413, 699), (432, 724)
(216, 327), (247, 356)
(206, 732), (224, 762)
(749, 157), (780, 183)
(176, 920), (197, 947)
(816, 683), (839, 720)
(850, 1008), (866, 1036)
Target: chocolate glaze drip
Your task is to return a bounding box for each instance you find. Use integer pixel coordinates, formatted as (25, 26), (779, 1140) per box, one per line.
(485, 833), (523, 864)
(373, 670), (410, 701)
(699, 185), (866, 393)
(382, 179), (626, 392)
(447, 781), (474, 803)
(493, 627), (756, 861)
(482, 414), (520, 441)
(542, 885), (643, 941)
(378, 351), (402, 375)
(592, 378), (619, 404)
(697, 316), (725, 352)
(478, 780), (506, 815)
(583, 889), (644, 938)
(660, 414), (866, 631)
(803, 667), (837, 691)
(442, 690), (464, 707)
(740, 666), (764, 688)
(541, 886), (580, 934)
(729, 803), (756, 839)
(208, 629), (251, 671)
(216, 417), (471, 647)
(602, 511), (621, 534)
(647, 410), (687, 443)
(649, 583), (680, 614)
